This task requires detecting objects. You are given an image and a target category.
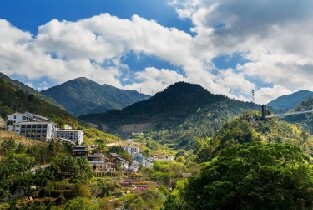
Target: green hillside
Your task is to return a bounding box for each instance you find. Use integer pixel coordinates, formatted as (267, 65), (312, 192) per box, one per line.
(0, 72), (64, 109)
(285, 96), (313, 133)
(80, 82), (259, 149)
(41, 77), (149, 116)
(0, 78), (77, 127)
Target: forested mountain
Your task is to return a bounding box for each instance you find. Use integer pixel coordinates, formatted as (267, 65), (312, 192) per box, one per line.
(166, 116), (313, 209)
(0, 78), (76, 127)
(80, 82), (259, 148)
(41, 77), (149, 116)
(0, 72), (63, 108)
(268, 90), (313, 111)
(285, 96), (313, 133)
(201, 115), (313, 159)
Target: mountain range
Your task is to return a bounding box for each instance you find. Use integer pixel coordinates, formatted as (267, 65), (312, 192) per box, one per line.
(80, 82), (260, 148)
(267, 90), (313, 111)
(41, 77), (149, 116)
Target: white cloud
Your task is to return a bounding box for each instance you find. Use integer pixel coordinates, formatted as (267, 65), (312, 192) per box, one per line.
(170, 0), (313, 102)
(124, 67), (186, 95)
(2, 0), (313, 104)
(256, 85), (292, 104)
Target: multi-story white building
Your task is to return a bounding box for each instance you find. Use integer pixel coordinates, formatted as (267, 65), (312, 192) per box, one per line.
(53, 130), (84, 145)
(17, 121), (57, 141)
(7, 112), (84, 144)
(7, 112), (49, 132)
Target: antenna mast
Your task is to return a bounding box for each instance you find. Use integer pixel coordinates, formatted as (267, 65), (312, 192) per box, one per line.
(251, 90), (255, 103)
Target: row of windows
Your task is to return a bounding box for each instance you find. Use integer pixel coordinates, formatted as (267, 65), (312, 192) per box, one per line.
(58, 136), (78, 140)
(21, 125), (48, 129)
(21, 129), (47, 134)
(57, 133), (79, 136)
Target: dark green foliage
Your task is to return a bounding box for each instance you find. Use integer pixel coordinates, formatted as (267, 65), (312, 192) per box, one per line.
(287, 96), (313, 135)
(0, 78), (76, 127)
(47, 156), (93, 182)
(151, 161), (186, 186)
(80, 82), (259, 149)
(65, 197), (99, 210)
(90, 178), (116, 197)
(41, 77), (149, 116)
(0, 153), (36, 201)
(182, 142), (313, 210)
(123, 190), (165, 210)
(0, 72), (62, 108)
(194, 116), (313, 162)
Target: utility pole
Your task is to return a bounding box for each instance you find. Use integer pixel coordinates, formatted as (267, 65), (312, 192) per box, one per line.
(90, 74), (93, 80)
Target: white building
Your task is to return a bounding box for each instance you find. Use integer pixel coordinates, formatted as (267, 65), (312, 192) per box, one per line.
(123, 139), (140, 156)
(17, 121), (57, 141)
(7, 112), (84, 144)
(129, 161), (140, 173)
(53, 130), (84, 145)
(7, 112), (49, 132)
(144, 158), (154, 168)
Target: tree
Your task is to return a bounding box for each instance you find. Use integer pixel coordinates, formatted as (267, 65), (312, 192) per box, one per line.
(0, 153), (35, 201)
(1, 138), (17, 155)
(182, 142), (313, 210)
(49, 157), (92, 182)
(65, 197), (99, 210)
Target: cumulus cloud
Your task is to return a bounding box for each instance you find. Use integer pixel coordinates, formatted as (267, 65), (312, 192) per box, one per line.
(124, 67), (186, 95)
(170, 0), (313, 103)
(256, 85), (292, 104)
(2, 0), (313, 104)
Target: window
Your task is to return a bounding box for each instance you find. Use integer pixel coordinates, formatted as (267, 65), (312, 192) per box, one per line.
(43, 125), (47, 128)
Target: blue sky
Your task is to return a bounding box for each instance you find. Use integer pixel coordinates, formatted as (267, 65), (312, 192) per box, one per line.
(0, 0), (313, 103)
(0, 0), (192, 34)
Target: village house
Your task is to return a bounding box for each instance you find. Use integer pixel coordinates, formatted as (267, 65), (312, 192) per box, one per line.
(109, 153), (129, 172)
(72, 146), (90, 157)
(53, 130), (84, 145)
(129, 161), (140, 173)
(87, 153), (107, 172)
(123, 139), (140, 156)
(132, 153), (154, 169)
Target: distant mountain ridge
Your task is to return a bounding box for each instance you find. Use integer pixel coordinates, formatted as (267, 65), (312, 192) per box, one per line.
(41, 77), (149, 116)
(268, 90), (313, 111)
(80, 82), (259, 148)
